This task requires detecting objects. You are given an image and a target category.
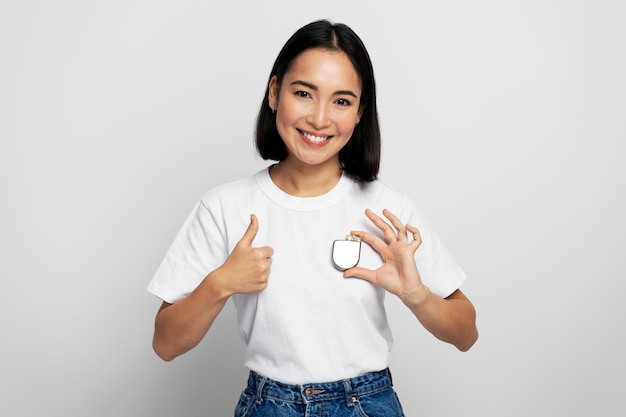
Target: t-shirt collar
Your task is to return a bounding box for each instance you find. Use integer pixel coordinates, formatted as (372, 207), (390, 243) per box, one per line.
(255, 166), (355, 211)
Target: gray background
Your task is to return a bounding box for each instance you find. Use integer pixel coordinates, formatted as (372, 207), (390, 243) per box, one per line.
(1, 0), (624, 416)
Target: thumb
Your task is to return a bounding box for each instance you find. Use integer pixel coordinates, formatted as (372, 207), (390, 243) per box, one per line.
(343, 266), (375, 283)
(239, 214), (259, 246)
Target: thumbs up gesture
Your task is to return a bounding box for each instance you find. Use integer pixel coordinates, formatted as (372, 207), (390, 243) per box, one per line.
(216, 214), (274, 296)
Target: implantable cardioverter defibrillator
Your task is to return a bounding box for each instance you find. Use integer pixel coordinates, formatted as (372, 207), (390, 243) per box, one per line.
(332, 235), (361, 271)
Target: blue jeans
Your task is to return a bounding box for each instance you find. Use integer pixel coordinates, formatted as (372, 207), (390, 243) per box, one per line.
(234, 368), (405, 417)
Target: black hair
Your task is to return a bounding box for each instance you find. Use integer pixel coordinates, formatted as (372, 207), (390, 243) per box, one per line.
(255, 19), (380, 182)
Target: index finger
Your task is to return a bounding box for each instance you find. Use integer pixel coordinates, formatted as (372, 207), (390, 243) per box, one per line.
(364, 209), (398, 243)
(350, 230), (389, 257)
(382, 209), (409, 242)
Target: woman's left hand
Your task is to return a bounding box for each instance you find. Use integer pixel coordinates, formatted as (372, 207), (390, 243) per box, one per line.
(344, 209), (428, 306)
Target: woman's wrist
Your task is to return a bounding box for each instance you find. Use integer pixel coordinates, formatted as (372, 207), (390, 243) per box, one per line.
(401, 283), (432, 311)
(200, 267), (234, 303)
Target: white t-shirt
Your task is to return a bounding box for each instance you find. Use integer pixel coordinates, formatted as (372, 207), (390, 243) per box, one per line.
(148, 167), (466, 384)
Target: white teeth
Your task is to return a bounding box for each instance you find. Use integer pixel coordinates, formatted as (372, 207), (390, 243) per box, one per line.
(303, 132), (328, 143)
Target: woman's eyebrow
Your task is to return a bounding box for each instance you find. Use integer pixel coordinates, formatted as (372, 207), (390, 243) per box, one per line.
(290, 80), (358, 98)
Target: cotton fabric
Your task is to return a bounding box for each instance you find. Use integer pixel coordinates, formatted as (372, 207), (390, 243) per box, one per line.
(148, 167), (466, 384)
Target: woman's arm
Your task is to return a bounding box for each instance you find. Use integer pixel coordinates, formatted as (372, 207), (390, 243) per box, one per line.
(152, 214), (273, 361)
(403, 287), (477, 352)
(345, 209), (478, 351)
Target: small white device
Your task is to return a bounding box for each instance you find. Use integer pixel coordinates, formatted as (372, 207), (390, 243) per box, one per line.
(332, 235), (361, 271)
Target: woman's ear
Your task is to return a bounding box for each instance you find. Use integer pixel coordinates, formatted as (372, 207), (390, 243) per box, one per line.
(268, 76), (279, 110)
(356, 99), (366, 125)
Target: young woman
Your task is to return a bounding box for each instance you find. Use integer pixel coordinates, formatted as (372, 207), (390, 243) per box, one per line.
(149, 19), (478, 417)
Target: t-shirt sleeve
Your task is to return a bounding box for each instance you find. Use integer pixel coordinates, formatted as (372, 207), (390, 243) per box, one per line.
(403, 197), (467, 298)
(147, 199), (228, 303)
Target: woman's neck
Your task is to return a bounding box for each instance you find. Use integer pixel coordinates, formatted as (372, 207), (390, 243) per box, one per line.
(269, 158), (342, 197)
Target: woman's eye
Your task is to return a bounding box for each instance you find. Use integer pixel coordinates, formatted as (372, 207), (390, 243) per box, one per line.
(296, 91), (311, 98)
(335, 98), (351, 106)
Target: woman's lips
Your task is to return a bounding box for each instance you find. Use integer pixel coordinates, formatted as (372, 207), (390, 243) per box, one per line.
(300, 130), (331, 146)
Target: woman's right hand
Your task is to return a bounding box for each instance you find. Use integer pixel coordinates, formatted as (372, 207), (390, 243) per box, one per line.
(215, 214), (274, 296)
(153, 214), (273, 361)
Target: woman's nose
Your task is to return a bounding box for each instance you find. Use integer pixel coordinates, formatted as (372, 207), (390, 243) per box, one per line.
(307, 103), (330, 129)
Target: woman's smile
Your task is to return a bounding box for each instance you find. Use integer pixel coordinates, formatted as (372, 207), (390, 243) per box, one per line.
(300, 130), (332, 146)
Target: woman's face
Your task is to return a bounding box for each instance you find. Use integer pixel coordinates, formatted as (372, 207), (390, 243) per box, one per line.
(269, 48), (362, 170)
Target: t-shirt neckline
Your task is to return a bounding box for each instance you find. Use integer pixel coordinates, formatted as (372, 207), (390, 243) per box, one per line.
(255, 166), (355, 211)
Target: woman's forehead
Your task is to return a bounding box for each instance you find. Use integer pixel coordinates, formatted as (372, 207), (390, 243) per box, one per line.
(283, 48), (361, 92)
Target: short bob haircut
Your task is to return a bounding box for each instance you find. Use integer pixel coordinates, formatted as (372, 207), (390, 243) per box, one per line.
(255, 20), (380, 182)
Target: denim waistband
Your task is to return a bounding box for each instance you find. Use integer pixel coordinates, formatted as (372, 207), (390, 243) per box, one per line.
(247, 368), (393, 404)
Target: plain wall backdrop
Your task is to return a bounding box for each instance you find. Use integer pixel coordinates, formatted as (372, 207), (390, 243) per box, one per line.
(1, 1), (624, 416)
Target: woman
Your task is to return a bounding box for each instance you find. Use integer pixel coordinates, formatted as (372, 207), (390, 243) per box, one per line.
(149, 19), (478, 417)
